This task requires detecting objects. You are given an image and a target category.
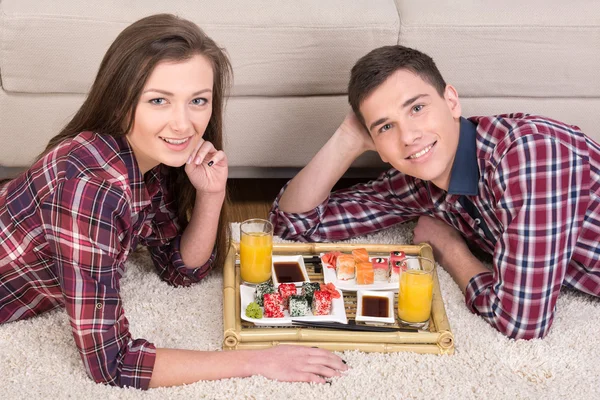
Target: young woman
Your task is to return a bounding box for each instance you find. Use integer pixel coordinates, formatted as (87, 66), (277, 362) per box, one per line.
(0, 14), (347, 390)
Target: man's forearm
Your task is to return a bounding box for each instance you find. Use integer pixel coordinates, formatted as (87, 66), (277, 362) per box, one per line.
(438, 245), (489, 293)
(278, 130), (365, 213)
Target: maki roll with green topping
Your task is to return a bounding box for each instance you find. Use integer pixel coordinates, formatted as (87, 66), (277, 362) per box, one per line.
(301, 282), (321, 305)
(254, 281), (275, 306)
(289, 295), (310, 317)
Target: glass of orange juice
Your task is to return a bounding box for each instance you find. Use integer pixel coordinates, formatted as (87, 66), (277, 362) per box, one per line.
(397, 257), (434, 329)
(239, 219), (273, 285)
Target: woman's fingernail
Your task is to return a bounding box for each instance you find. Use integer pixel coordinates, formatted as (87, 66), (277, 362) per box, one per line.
(187, 155), (192, 164)
(208, 160), (214, 167)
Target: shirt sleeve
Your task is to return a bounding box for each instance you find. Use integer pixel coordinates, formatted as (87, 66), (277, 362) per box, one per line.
(269, 169), (429, 242)
(41, 177), (156, 389)
(138, 192), (215, 287)
(465, 134), (589, 339)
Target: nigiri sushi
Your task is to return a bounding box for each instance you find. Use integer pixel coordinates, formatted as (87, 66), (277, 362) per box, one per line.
(371, 257), (389, 282)
(336, 254), (355, 281)
(352, 248), (369, 263)
(356, 261), (374, 285)
(390, 259), (408, 283)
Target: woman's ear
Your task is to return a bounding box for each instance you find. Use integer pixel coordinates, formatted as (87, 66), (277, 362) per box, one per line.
(444, 84), (462, 119)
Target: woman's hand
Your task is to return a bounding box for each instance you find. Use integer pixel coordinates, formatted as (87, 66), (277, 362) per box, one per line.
(254, 345), (348, 383)
(185, 139), (228, 194)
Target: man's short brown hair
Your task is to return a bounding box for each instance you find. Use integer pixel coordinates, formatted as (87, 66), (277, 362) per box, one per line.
(348, 45), (446, 127)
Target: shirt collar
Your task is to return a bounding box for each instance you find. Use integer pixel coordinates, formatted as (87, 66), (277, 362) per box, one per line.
(114, 136), (162, 212)
(447, 117), (479, 196)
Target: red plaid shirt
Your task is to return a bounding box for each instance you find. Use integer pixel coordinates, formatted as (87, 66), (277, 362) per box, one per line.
(0, 132), (214, 389)
(270, 114), (600, 339)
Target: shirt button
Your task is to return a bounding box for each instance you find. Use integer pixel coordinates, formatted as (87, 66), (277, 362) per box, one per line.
(474, 218), (481, 225)
(96, 303), (103, 310)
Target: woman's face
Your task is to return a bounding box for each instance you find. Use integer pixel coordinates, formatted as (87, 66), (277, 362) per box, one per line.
(126, 54), (214, 174)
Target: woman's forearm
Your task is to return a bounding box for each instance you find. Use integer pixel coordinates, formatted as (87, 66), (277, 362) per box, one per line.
(179, 190), (225, 267)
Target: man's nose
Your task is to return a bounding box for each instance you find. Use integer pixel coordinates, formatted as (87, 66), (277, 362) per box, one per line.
(400, 121), (422, 146)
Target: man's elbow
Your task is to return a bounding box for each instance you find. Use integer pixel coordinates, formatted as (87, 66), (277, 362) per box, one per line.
(493, 320), (551, 340)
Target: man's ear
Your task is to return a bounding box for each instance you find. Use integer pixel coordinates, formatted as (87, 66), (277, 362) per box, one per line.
(444, 84), (462, 119)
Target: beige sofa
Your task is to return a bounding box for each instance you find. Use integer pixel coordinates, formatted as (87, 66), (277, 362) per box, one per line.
(1, 0), (599, 179)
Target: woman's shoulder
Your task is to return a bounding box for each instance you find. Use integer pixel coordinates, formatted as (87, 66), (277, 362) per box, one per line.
(52, 132), (129, 182)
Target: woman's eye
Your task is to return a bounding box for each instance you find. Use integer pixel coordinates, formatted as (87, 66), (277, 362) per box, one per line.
(192, 98), (207, 106)
(412, 104), (424, 113)
(149, 98), (167, 105)
(379, 123), (392, 133)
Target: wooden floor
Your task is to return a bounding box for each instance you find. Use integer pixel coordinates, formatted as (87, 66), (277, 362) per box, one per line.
(227, 178), (366, 222)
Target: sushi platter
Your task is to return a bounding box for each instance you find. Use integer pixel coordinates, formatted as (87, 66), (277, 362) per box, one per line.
(223, 242), (455, 355)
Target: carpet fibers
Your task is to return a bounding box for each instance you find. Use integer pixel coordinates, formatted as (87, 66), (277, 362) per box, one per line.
(1, 223), (599, 399)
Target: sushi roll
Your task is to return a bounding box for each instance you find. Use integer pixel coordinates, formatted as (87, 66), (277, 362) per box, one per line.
(336, 254), (355, 281)
(356, 261), (374, 285)
(301, 282), (321, 305)
(390, 259), (408, 283)
(278, 283), (297, 310)
(263, 293), (284, 318)
(352, 248), (369, 263)
(289, 295), (310, 317)
(390, 250), (406, 264)
(254, 281), (275, 306)
(371, 257), (389, 282)
(312, 290), (332, 315)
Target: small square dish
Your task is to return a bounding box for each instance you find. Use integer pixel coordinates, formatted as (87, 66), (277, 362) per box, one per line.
(271, 255), (309, 287)
(355, 290), (395, 325)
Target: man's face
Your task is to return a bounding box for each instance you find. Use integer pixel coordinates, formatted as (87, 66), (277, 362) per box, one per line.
(360, 69), (462, 190)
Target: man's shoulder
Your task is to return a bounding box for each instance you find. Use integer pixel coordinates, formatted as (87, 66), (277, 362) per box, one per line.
(470, 113), (587, 159)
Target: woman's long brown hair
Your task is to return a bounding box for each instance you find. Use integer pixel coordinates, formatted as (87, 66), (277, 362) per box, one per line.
(38, 14), (232, 270)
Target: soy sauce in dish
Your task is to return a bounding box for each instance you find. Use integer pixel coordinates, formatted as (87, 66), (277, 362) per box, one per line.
(274, 262), (305, 283)
(361, 295), (389, 318)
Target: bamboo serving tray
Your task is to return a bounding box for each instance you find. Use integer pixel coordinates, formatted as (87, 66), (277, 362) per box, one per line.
(222, 243), (454, 355)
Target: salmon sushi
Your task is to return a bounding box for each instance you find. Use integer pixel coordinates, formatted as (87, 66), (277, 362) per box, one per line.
(371, 257), (389, 282)
(336, 254), (355, 280)
(356, 261), (374, 285)
(352, 248), (369, 263)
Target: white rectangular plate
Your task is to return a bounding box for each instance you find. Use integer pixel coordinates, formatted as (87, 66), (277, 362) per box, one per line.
(240, 284), (347, 326)
(322, 254), (423, 292)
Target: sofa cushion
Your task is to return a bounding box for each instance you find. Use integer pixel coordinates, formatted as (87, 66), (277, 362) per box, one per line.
(396, 0), (600, 97)
(0, 0), (399, 96)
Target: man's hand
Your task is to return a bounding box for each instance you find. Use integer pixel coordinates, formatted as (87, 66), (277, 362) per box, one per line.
(336, 111), (376, 154)
(412, 216), (488, 292)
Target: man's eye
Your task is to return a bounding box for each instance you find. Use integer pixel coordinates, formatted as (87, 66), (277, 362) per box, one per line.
(192, 98), (207, 106)
(413, 104), (424, 113)
(149, 98), (167, 105)
(380, 123), (392, 133)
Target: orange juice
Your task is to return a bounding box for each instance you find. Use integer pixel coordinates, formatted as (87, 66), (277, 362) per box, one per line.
(397, 270), (433, 323)
(240, 231), (273, 284)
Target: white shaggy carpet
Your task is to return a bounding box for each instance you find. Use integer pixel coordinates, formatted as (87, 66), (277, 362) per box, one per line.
(1, 223), (599, 400)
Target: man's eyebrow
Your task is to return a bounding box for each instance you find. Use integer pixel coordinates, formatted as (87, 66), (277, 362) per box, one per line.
(402, 94), (428, 108)
(369, 117), (389, 132)
(142, 88), (212, 96)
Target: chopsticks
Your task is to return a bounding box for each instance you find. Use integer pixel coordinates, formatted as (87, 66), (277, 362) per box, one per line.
(291, 319), (420, 332)
(303, 255), (323, 273)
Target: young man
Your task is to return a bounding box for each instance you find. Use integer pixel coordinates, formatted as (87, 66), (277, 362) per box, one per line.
(269, 45), (600, 340)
